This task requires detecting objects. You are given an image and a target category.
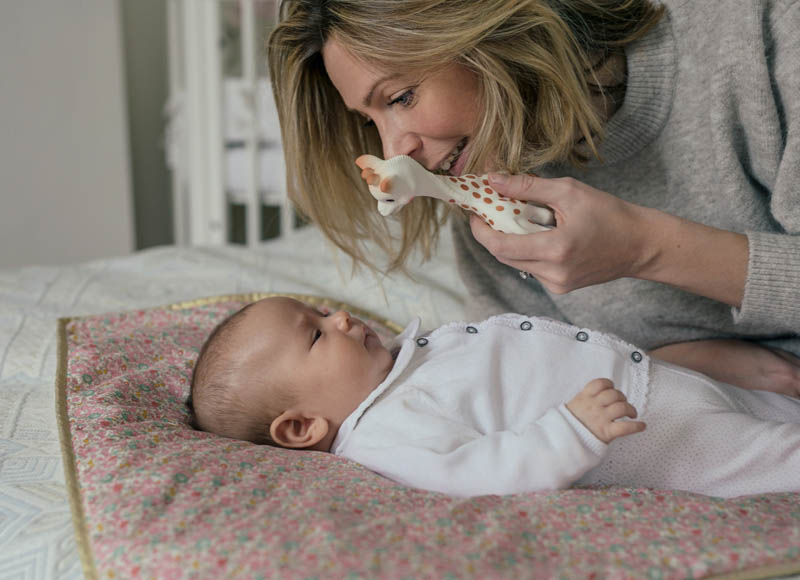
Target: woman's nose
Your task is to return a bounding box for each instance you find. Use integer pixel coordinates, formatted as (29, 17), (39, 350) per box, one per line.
(380, 123), (422, 160)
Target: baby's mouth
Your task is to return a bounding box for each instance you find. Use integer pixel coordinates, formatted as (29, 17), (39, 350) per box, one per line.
(436, 138), (468, 174)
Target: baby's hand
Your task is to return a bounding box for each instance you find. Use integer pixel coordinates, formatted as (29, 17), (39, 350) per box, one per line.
(566, 379), (645, 443)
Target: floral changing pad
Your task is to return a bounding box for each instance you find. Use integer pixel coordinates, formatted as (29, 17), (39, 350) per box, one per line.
(57, 294), (800, 579)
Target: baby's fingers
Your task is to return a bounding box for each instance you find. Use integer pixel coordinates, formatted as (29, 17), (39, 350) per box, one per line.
(607, 419), (646, 441)
(596, 387), (626, 406)
(584, 378), (615, 395)
(608, 400), (638, 421)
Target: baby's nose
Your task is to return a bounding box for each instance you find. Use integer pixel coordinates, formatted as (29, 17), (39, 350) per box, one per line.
(331, 310), (352, 330)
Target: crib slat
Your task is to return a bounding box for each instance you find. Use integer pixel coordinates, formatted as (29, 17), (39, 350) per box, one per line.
(166, 0), (187, 245)
(241, 0), (261, 247)
(182, 0), (227, 246)
(202, 0), (227, 245)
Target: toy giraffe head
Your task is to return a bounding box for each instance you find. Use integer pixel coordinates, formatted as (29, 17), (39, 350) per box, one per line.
(355, 154), (419, 216)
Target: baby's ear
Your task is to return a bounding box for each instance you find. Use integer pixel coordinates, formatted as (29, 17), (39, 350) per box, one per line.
(270, 411), (329, 449)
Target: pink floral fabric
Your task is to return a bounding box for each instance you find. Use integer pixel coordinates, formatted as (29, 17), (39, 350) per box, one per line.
(60, 296), (800, 579)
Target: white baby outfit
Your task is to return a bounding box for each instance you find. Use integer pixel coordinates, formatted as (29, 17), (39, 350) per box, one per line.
(331, 315), (800, 498)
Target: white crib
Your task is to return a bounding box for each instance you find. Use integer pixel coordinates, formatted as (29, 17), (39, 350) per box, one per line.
(166, 0), (294, 247)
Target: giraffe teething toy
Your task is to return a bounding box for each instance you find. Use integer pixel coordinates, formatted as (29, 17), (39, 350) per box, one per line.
(355, 154), (555, 234)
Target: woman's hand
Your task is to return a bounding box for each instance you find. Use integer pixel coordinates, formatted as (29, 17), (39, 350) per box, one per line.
(469, 173), (653, 293)
(470, 173), (749, 306)
(650, 339), (800, 398)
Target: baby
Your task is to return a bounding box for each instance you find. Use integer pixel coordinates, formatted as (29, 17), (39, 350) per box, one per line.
(187, 297), (800, 498)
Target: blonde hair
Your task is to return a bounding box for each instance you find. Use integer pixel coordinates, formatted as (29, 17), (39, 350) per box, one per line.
(268, 0), (664, 271)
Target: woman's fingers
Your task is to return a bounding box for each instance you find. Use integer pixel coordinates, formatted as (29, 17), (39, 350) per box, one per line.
(488, 172), (541, 201)
(469, 214), (553, 261)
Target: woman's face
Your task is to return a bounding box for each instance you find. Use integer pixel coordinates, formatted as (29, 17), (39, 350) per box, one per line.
(322, 37), (482, 176)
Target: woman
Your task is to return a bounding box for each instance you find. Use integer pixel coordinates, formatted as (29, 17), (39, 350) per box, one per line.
(268, 0), (800, 395)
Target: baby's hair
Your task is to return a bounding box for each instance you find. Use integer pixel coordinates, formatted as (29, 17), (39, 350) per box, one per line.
(187, 302), (290, 445)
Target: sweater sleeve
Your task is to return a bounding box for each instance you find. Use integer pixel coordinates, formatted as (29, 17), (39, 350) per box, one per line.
(340, 404), (608, 498)
(450, 217), (566, 321)
(735, 1), (800, 332)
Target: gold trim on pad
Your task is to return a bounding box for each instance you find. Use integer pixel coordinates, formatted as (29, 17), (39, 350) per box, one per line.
(56, 316), (99, 580)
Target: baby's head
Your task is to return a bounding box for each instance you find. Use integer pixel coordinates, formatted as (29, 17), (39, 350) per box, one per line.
(188, 297), (394, 451)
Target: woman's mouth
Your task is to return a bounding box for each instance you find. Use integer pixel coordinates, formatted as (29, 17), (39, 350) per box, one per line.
(437, 138), (468, 174)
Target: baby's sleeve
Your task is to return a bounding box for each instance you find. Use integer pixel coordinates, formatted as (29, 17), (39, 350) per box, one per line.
(339, 404), (608, 498)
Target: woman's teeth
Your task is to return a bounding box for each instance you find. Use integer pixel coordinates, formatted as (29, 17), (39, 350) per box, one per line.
(439, 139), (467, 172)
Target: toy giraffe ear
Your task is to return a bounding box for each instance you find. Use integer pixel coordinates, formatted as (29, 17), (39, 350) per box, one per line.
(355, 154), (380, 169)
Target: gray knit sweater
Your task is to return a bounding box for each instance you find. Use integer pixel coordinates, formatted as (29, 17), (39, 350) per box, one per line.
(452, 0), (800, 353)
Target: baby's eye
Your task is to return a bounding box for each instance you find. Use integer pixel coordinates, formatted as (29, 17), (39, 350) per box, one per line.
(312, 329), (322, 345)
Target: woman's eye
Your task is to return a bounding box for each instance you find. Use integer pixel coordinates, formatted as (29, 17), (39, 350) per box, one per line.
(390, 89), (415, 107)
(312, 329), (322, 345)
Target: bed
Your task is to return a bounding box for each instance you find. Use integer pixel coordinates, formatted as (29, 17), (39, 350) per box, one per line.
(2, 224), (800, 579)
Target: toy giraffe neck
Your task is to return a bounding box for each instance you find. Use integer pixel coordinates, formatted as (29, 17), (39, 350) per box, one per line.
(442, 174), (497, 206)
(355, 154), (555, 234)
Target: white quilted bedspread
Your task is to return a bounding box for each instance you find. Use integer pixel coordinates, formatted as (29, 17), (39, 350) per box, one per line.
(0, 226), (466, 579)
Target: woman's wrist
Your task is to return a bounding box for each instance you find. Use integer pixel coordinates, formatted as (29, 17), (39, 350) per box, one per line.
(632, 207), (748, 307)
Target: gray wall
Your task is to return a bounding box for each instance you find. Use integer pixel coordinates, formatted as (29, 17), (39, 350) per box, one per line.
(0, 0), (135, 268)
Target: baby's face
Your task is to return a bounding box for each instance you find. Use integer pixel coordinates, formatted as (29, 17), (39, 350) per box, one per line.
(233, 297), (395, 428)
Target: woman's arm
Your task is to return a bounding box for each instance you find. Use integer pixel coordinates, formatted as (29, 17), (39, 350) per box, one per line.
(650, 339), (800, 398)
(470, 173), (749, 307)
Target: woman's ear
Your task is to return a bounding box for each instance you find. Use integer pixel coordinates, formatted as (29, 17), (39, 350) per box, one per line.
(270, 411), (329, 449)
